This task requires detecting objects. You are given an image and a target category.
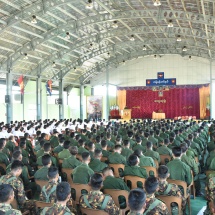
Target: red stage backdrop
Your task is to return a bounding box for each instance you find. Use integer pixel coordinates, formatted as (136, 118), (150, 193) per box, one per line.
(126, 88), (200, 119)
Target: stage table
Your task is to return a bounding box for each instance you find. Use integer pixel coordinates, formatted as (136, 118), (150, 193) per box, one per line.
(152, 112), (166, 119)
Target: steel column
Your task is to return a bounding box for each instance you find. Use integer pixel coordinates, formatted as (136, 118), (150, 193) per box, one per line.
(6, 72), (13, 123)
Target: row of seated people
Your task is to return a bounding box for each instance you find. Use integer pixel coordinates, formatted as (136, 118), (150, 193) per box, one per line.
(0, 118), (211, 214)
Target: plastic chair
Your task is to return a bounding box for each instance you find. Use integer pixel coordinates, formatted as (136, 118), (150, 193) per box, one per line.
(142, 166), (158, 177)
(80, 207), (109, 215)
(76, 154), (82, 161)
(35, 179), (48, 189)
(153, 159), (159, 169)
(103, 189), (129, 215)
(101, 156), (108, 162)
(71, 183), (91, 206)
(190, 171), (195, 199)
(160, 155), (171, 165)
(0, 163), (6, 174)
(35, 201), (52, 208)
(156, 195), (182, 215)
(108, 164), (125, 178)
(124, 175), (146, 189)
(62, 168), (73, 185)
(167, 179), (191, 215)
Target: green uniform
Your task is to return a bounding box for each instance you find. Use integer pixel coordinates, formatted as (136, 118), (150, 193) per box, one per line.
(72, 163), (94, 184)
(123, 166), (148, 179)
(208, 141), (215, 152)
(37, 154), (58, 167)
(78, 146), (88, 154)
(53, 145), (63, 154)
(41, 203), (73, 215)
(148, 136), (158, 147)
(79, 190), (120, 215)
(156, 145), (172, 156)
(36, 149), (44, 158)
(132, 144), (146, 153)
(121, 148), (133, 160)
(106, 140), (115, 149)
(58, 149), (70, 159)
(50, 136), (59, 148)
(102, 149), (111, 157)
(0, 203), (22, 214)
(181, 154), (199, 176)
(89, 158), (107, 173)
(5, 140), (16, 152)
(34, 166), (49, 181)
(167, 158), (192, 186)
(160, 132), (169, 139)
(139, 155), (155, 167)
(62, 155), (81, 169)
(0, 151), (9, 174)
(95, 143), (102, 150)
(144, 150), (160, 163)
(108, 152), (126, 164)
(39, 180), (57, 203)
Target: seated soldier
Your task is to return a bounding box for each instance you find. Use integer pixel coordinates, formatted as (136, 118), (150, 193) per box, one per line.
(101, 140), (111, 158)
(121, 139), (133, 160)
(127, 188), (146, 215)
(106, 133), (115, 149)
(132, 136), (146, 153)
(36, 140), (45, 158)
(5, 135), (16, 152)
(53, 137), (64, 154)
(95, 136), (102, 149)
(144, 176), (169, 214)
(37, 142), (58, 167)
(62, 146), (81, 169)
(167, 146), (192, 187)
(72, 152), (94, 184)
(0, 161), (36, 213)
(40, 166), (59, 203)
(89, 149), (107, 173)
(87, 142), (95, 160)
(50, 130), (59, 148)
(133, 149), (155, 167)
(0, 138), (9, 175)
(34, 154), (52, 181)
(58, 140), (71, 159)
(144, 141), (160, 163)
(79, 173), (120, 214)
(77, 139), (88, 154)
(108, 144), (126, 165)
(156, 138), (172, 157)
(41, 182), (74, 215)
(156, 165), (186, 213)
(0, 184), (22, 214)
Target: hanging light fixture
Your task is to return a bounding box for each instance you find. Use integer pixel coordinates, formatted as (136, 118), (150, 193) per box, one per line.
(143, 45), (147, 51)
(74, 67), (77, 72)
(112, 21), (118, 29)
(23, 53), (28, 60)
(130, 35), (135, 41)
(182, 46), (187, 52)
(168, 20), (173, 27)
(65, 32), (70, 40)
(154, 55), (157, 59)
(107, 52), (110, 57)
(154, 0), (161, 6)
(177, 35), (181, 42)
(189, 56), (192, 61)
(122, 60), (125, 65)
(86, 0), (93, 9)
(89, 43), (93, 50)
(31, 15), (37, 24)
(52, 62), (56, 68)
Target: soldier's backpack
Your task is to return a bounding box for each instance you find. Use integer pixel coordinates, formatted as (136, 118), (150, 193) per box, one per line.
(82, 194), (110, 210)
(41, 185), (57, 203)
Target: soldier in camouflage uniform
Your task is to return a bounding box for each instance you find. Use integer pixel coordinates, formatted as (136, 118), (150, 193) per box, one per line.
(127, 188), (146, 215)
(79, 173), (120, 214)
(0, 161), (36, 214)
(41, 182), (75, 215)
(144, 176), (169, 215)
(0, 184), (22, 215)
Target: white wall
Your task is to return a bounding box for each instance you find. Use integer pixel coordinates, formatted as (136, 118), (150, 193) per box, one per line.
(91, 55), (213, 86)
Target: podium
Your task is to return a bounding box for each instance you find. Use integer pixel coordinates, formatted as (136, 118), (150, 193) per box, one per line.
(122, 109), (131, 120)
(152, 111), (166, 120)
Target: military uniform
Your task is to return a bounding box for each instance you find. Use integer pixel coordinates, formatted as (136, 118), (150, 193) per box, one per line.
(132, 144), (146, 153)
(41, 203), (74, 215)
(37, 154), (58, 167)
(123, 166), (148, 179)
(72, 163), (94, 184)
(58, 149), (70, 159)
(108, 152), (126, 164)
(106, 140), (115, 149)
(50, 136), (59, 148)
(144, 150), (160, 163)
(0, 151), (9, 175)
(0, 203), (22, 215)
(181, 153), (199, 176)
(139, 155), (155, 167)
(53, 145), (63, 154)
(121, 148), (133, 160)
(5, 140), (16, 152)
(167, 158), (192, 186)
(62, 155), (81, 169)
(34, 166), (49, 181)
(89, 158), (107, 173)
(39, 180), (57, 203)
(127, 211), (142, 215)
(79, 190), (120, 215)
(206, 175), (215, 201)
(144, 194), (169, 215)
(36, 149), (44, 158)
(78, 146), (88, 154)
(102, 149), (111, 158)
(156, 145), (172, 157)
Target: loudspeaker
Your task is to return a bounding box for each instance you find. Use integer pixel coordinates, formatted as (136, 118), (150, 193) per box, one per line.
(55, 98), (62, 105)
(5, 95), (10, 103)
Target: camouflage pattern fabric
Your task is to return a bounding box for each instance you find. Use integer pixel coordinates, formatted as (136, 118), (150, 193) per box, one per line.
(0, 203), (22, 215)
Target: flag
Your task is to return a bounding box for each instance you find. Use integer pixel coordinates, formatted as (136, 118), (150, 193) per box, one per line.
(17, 75), (24, 94)
(46, 80), (52, 96)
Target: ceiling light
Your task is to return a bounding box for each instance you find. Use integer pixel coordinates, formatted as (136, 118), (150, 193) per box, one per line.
(23, 53), (28, 60)
(31, 15), (37, 24)
(168, 20), (173, 27)
(123, 60), (125, 65)
(154, 55), (157, 59)
(86, 0), (93, 9)
(107, 52), (110, 57)
(189, 56), (192, 61)
(182, 46), (187, 52)
(52, 62), (56, 68)
(143, 45), (147, 51)
(65, 32), (70, 40)
(154, 0), (161, 6)
(89, 43), (93, 50)
(130, 35), (135, 41)
(112, 21), (118, 29)
(74, 67), (77, 72)
(177, 35), (181, 42)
